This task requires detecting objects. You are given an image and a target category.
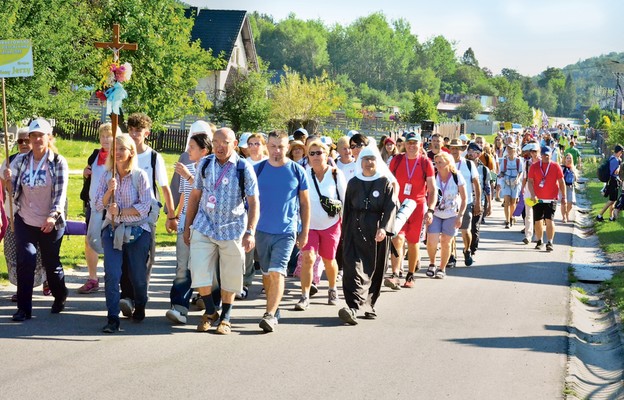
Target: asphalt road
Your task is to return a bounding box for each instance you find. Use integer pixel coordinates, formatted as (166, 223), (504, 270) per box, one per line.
(0, 204), (570, 399)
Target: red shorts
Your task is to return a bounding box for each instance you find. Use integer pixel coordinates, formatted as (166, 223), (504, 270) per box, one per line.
(399, 202), (426, 244)
(302, 220), (342, 260)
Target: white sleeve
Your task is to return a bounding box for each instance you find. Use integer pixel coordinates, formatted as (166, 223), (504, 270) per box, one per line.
(154, 153), (169, 187)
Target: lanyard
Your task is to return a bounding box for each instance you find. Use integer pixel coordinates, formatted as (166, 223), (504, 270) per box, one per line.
(212, 160), (233, 191)
(405, 156), (420, 182)
(29, 151), (48, 187)
(539, 160), (550, 179)
(439, 172), (452, 198)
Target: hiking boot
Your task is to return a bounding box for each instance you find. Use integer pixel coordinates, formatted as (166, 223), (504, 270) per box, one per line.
(197, 312), (219, 332)
(77, 278), (99, 294)
(51, 298), (66, 314)
(522, 238), (530, 244)
(338, 307), (358, 325)
(294, 296), (309, 311)
(259, 312), (278, 333)
(12, 310), (31, 322)
(535, 240), (543, 250)
(383, 273), (401, 290)
(546, 242), (554, 252)
(132, 305), (145, 322)
(119, 298), (134, 318)
(328, 289), (338, 305)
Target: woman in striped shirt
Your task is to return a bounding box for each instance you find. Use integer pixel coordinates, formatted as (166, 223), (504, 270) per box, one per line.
(95, 134), (153, 333)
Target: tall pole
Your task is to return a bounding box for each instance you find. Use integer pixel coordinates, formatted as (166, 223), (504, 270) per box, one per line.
(1, 78), (15, 232)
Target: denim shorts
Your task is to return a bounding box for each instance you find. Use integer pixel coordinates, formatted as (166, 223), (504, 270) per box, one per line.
(256, 231), (296, 276)
(428, 215), (458, 237)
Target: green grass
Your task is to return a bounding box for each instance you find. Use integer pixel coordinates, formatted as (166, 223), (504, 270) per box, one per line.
(0, 137), (181, 281)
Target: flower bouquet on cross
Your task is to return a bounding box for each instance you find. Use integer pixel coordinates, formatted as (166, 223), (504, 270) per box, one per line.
(95, 58), (133, 115)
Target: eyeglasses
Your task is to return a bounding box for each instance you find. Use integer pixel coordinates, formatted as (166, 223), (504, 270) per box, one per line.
(247, 142), (261, 147)
(17, 139), (30, 145)
(308, 150), (325, 156)
(350, 144), (365, 149)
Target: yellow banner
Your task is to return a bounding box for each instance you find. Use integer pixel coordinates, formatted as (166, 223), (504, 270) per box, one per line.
(0, 39), (34, 77)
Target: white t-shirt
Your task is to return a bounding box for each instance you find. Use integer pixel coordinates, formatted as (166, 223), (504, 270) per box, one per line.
(88, 153), (108, 208)
(246, 156), (268, 167)
(455, 157), (479, 205)
(137, 147), (168, 199)
(306, 167), (347, 231)
(336, 158), (356, 182)
(434, 171), (466, 220)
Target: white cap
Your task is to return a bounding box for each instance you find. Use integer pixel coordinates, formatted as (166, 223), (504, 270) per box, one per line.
(189, 120), (213, 141)
(238, 132), (252, 148)
(346, 130), (359, 137)
(28, 118), (53, 135)
(459, 134), (469, 142)
(320, 136), (333, 146)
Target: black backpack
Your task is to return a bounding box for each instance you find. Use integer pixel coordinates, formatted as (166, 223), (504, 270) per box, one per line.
(597, 156), (613, 183)
(200, 155), (247, 200)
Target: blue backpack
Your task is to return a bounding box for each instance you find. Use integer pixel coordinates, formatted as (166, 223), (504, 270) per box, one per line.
(562, 166), (575, 186)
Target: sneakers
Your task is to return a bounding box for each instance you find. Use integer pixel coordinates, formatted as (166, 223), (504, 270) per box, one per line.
(338, 307), (358, 325)
(215, 320), (232, 335)
(165, 307), (187, 324)
(102, 318), (120, 334)
(259, 312), (278, 333)
(463, 250), (474, 267)
(546, 242), (554, 252)
(504, 222), (510, 229)
(119, 298), (134, 318)
(535, 240), (543, 250)
(403, 273), (414, 288)
(12, 310), (31, 322)
(328, 289), (338, 305)
(435, 269), (446, 279)
(235, 286), (249, 300)
(77, 278), (99, 294)
(42, 281), (51, 296)
(446, 254), (457, 268)
(596, 215), (604, 222)
(132, 305), (145, 322)
(197, 312), (220, 332)
(522, 238), (530, 244)
(294, 296), (309, 311)
(609, 217), (616, 222)
(309, 284), (319, 297)
(383, 273), (401, 290)
(336, 270), (343, 283)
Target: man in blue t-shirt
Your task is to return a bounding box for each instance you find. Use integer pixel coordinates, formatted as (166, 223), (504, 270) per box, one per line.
(596, 144), (623, 221)
(255, 130), (310, 333)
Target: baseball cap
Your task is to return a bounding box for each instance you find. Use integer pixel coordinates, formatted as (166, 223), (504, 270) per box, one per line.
(522, 142), (540, 152)
(405, 132), (421, 142)
(540, 146), (552, 156)
(459, 134), (469, 142)
(467, 142), (482, 153)
(346, 130), (359, 137)
(28, 118), (53, 135)
(238, 132), (252, 148)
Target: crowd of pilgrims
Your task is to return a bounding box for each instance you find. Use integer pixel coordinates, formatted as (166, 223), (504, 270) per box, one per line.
(2, 114), (581, 333)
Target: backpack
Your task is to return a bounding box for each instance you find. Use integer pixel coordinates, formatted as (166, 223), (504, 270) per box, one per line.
(200, 155), (247, 200)
(502, 157), (520, 176)
(80, 149), (101, 204)
(597, 156), (612, 183)
(562, 166), (575, 186)
(390, 153), (428, 180)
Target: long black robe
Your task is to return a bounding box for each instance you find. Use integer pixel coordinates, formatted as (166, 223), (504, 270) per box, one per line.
(342, 176), (397, 313)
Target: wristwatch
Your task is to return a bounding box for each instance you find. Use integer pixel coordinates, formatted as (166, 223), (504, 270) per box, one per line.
(245, 229), (254, 236)
(427, 209), (434, 214)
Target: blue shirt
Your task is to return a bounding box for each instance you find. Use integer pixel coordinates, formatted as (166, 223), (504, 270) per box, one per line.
(609, 155), (620, 177)
(256, 160), (308, 234)
(192, 153), (258, 241)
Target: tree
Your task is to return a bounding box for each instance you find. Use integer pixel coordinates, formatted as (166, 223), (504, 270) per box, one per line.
(461, 47), (479, 68)
(269, 67), (345, 132)
(420, 36), (457, 81)
(586, 104), (602, 127)
(407, 67), (441, 97)
(558, 73), (577, 116)
(409, 90), (438, 123)
(213, 68), (272, 132)
(456, 98), (483, 119)
(359, 83), (390, 111)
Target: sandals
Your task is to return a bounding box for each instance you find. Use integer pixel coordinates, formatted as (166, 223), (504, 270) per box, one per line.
(435, 269), (446, 279)
(215, 320), (232, 335)
(426, 264), (437, 278)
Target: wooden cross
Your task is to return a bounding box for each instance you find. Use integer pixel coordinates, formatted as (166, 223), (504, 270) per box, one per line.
(94, 24), (137, 222)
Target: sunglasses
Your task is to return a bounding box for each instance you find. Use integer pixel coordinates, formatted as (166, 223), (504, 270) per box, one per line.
(17, 139), (30, 145)
(350, 144), (365, 149)
(309, 150), (325, 156)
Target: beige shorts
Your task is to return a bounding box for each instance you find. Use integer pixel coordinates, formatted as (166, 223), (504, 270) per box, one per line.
(189, 229), (244, 294)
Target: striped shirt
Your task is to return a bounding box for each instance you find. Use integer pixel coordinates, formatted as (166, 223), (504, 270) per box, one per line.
(177, 163), (195, 233)
(94, 169), (152, 231)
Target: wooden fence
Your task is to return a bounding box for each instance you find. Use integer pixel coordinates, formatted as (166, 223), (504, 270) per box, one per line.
(53, 119), (190, 153)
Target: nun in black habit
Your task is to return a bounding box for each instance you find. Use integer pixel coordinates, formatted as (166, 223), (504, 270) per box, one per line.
(339, 145), (398, 325)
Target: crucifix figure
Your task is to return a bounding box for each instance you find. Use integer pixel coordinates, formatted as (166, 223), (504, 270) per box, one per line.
(94, 23), (137, 176)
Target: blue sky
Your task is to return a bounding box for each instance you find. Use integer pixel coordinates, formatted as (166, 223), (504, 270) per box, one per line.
(186, 0), (624, 77)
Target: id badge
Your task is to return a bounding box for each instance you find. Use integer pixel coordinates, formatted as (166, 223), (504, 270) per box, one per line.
(538, 179), (545, 188)
(206, 195), (217, 211)
(404, 183), (412, 196)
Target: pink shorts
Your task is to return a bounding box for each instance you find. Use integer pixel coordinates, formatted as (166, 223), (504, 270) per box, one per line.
(302, 220), (342, 260)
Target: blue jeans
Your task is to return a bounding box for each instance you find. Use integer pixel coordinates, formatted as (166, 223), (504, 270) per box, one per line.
(170, 232), (193, 310)
(14, 214), (66, 314)
(102, 225), (151, 320)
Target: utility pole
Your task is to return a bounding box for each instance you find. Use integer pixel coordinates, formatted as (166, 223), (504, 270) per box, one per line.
(610, 60), (623, 115)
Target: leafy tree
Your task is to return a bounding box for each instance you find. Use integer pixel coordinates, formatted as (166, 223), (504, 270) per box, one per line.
(501, 68), (523, 82)
(538, 67), (565, 88)
(420, 36), (457, 81)
(359, 83), (390, 111)
(409, 90), (438, 123)
(586, 104), (602, 127)
(558, 73), (577, 116)
(269, 67), (345, 132)
(213, 68), (272, 132)
(407, 67), (441, 97)
(461, 47), (479, 68)
(456, 98), (483, 119)
(607, 119), (624, 147)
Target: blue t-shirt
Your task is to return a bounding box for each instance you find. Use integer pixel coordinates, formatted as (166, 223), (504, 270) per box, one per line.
(255, 160), (308, 234)
(609, 156), (620, 177)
